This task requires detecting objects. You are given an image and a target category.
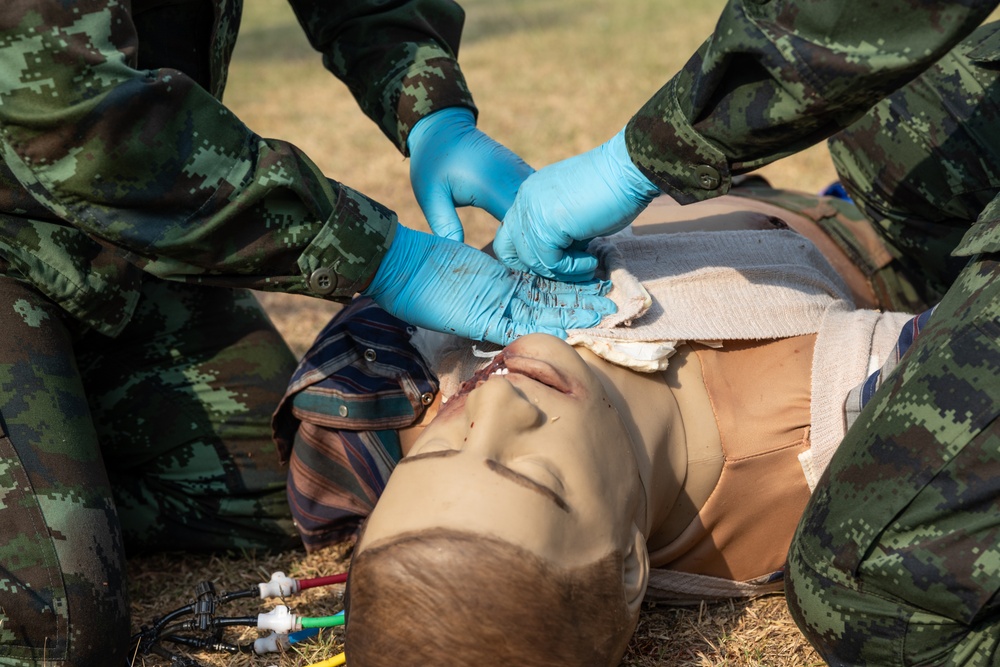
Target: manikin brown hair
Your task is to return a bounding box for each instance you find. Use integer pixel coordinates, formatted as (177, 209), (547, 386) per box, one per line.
(345, 528), (637, 666)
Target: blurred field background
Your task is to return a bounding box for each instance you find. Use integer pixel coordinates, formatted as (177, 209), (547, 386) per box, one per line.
(232, 0), (840, 356)
(129, 1), (836, 665)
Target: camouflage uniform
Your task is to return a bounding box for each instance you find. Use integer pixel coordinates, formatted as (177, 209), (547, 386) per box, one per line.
(786, 239), (1000, 665)
(0, 0), (476, 664)
(0, 273), (300, 666)
(786, 23), (1000, 666)
(618, 2), (1000, 663)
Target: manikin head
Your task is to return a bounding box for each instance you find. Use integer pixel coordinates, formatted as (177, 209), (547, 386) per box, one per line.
(344, 333), (651, 666)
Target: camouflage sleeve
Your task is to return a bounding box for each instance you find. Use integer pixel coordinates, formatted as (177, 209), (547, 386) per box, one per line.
(625, 0), (997, 204)
(285, 0), (477, 152)
(0, 0), (394, 301)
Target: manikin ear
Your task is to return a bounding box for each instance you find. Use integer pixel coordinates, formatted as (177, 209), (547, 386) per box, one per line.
(623, 521), (649, 618)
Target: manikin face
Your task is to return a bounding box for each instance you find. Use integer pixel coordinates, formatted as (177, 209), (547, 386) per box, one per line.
(357, 333), (642, 567)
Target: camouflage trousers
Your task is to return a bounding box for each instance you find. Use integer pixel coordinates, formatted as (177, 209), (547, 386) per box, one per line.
(786, 248), (1000, 666)
(0, 275), (300, 666)
(786, 22), (1000, 667)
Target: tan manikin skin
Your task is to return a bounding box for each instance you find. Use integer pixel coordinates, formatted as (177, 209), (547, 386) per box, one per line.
(367, 194), (867, 591)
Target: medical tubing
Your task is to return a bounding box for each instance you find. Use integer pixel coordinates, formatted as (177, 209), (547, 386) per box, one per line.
(165, 616), (260, 635)
(157, 621), (195, 638)
(212, 616), (258, 628)
(143, 603), (195, 637)
(219, 587), (258, 603)
(297, 573), (348, 590)
(258, 571), (347, 598)
(299, 614), (346, 629)
(253, 627), (321, 654)
(290, 627), (322, 643)
(304, 652), (346, 667)
(163, 634), (256, 654)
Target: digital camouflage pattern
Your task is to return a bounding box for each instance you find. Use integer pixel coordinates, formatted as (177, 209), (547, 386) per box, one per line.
(624, 0), (998, 206)
(0, 1), (476, 663)
(0, 274), (299, 666)
(782, 21), (1000, 667)
(285, 0), (476, 148)
(616, 2), (1000, 661)
(786, 248), (1000, 666)
(0, 0), (475, 665)
(828, 20), (1000, 307)
(0, 0), (475, 337)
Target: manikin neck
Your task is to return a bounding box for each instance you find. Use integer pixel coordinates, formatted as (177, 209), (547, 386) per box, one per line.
(576, 348), (691, 538)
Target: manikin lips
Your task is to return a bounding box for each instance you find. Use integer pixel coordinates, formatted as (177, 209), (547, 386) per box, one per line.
(451, 353), (508, 399)
(452, 351), (573, 399)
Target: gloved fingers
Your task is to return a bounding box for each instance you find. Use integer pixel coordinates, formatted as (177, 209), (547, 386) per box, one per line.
(513, 273), (615, 313)
(493, 226), (595, 281)
(488, 128), (661, 284)
(505, 297), (603, 334)
(363, 223), (612, 345)
(530, 275), (612, 298)
(409, 106), (532, 228)
(540, 249), (599, 283)
(486, 316), (569, 347)
(543, 290), (616, 316)
(417, 187), (466, 242)
(492, 224), (536, 275)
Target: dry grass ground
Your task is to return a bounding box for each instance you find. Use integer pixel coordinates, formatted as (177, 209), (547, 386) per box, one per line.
(129, 1), (835, 664)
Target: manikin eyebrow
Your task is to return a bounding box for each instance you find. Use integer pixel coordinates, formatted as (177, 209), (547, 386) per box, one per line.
(485, 459), (570, 513)
(397, 449), (570, 513)
(397, 448), (461, 464)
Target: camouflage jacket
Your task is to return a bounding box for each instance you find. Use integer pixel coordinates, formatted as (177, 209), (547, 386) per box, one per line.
(625, 0), (1000, 255)
(0, 0), (475, 336)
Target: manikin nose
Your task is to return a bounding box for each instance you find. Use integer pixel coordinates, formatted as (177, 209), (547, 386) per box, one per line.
(463, 377), (543, 455)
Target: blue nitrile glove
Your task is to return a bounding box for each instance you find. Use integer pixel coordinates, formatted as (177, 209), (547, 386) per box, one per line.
(408, 107), (534, 242)
(494, 127), (660, 282)
(362, 224), (616, 345)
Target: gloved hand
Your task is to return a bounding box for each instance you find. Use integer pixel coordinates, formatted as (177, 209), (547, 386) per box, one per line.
(408, 107), (534, 242)
(362, 224), (616, 345)
(494, 127), (660, 282)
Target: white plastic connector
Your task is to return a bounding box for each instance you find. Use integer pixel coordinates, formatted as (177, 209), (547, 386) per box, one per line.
(257, 605), (301, 633)
(259, 571), (300, 599)
(253, 631), (292, 655)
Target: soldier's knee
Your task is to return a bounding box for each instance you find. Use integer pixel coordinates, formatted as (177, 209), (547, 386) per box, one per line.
(787, 529), (918, 667)
(0, 500), (130, 666)
(786, 531), (848, 661)
(786, 518), (897, 665)
(0, 579), (129, 667)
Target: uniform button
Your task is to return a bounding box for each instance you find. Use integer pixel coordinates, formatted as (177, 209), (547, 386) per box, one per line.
(420, 392), (434, 405)
(308, 267), (337, 295)
(364, 348), (377, 362)
(338, 405), (349, 417)
(695, 165), (721, 190)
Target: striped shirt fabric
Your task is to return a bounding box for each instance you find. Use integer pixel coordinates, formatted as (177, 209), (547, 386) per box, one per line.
(844, 306), (936, 428)
(272, 297), (438, 550)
